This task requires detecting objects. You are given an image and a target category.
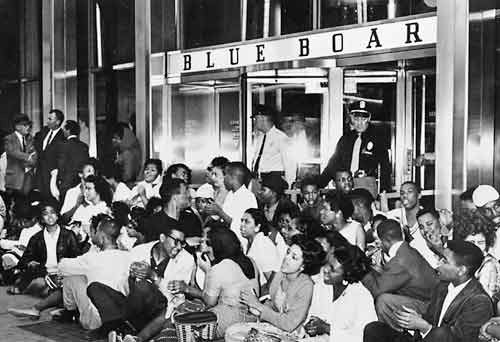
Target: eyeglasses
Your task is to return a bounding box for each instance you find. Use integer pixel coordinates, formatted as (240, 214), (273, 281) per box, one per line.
(167, 234), (186, 248)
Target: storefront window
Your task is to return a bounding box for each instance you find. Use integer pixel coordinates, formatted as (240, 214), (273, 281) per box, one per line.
(97, 0), (134, 65)
(279, 0), (314, 35)
(170, 82), (241, 184)
(151, 0), (177, 53)
(320, 0), (436, 28)
(218, 89), (241, 162)
(94, 69), (136, 163)
(182, 0), (241, 49)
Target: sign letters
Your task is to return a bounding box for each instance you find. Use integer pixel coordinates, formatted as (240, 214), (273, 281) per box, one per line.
(169, 16), (436, 77)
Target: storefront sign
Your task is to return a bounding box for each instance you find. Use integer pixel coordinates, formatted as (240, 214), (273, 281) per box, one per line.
(167, 16), (436, 77)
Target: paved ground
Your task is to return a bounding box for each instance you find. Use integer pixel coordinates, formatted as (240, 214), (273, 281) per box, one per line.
(0, 286), (64, 342)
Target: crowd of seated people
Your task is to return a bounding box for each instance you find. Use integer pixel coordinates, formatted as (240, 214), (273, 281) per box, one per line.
(3, 154), (500, 342)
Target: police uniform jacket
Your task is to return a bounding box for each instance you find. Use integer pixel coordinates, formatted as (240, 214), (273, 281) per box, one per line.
(318, 126), (391, 191)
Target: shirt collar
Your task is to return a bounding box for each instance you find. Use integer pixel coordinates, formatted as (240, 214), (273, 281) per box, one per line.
(44, 226), (61, 239)
(447, 279), (471, 296)
(232, 184), (248, 195)
(387, 240), (404, 260)
(14, 131), (24, 141)
(152, 176), (162, 186)
(67, 135), (77, 140)
(51, 127), (61, 135)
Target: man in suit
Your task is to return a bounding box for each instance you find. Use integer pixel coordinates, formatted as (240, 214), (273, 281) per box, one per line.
(364, 240), (494, 342)
(362, 219), (439, 331)
(49, 120), (89, 202)
(35, 109), (66, 200)
(318, 100), (391, 192)
(4, 114), (37, 198)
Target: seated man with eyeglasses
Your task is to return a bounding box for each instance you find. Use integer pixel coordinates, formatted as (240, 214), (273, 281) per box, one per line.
(87, 225), (195, 340)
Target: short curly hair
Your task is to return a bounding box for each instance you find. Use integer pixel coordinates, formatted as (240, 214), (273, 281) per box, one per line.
(290, 234), (326, 276)
(452, 210), (497, 250)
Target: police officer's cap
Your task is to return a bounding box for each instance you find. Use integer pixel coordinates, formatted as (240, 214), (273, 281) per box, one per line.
(251, 104), (277, 119)
(349, 101), (371, 117)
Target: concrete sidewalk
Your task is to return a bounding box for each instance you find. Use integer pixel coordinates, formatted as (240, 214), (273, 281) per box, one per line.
(0, 286), (63, 342)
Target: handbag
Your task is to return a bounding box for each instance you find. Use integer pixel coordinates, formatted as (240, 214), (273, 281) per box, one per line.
(173, 311), (218, 342)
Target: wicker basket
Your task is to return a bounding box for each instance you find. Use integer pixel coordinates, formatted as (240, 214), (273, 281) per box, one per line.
(174, 311), (218, 342)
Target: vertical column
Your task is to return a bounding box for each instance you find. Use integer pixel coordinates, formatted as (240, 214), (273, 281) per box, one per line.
(87, 0), (97, 157)
(20, 0), (42, 131)
(41, 0), (54, 122)
(435, 0), (469, 209)
(325, 66), (343, 171)
(135, 0), (151, 160)
(41, 0), (78, 122)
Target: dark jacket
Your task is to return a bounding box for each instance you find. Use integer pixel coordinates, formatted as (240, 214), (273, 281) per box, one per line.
(362, 242), (439, 301)
(179, 208), (203, 238)
(18, 227), (81, 271)
(422, 279), (493, 342)
(53, 137), (89, 194)
(318, 126), (391, 191)
(34, 127), (66, 197)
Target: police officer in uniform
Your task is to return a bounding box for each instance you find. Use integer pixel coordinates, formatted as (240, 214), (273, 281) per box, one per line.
(318, 101), (391, 193)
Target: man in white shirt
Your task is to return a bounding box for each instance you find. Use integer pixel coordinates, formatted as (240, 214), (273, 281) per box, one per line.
(87, 227), (194, 341)
(250, 104), (296, 186)
(205, 162), (258, 247)
(364, 240), (494, 342)
(55, 216), (132, 331)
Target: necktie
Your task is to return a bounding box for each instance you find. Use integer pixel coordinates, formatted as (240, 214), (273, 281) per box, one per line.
(350, 133), (362, 174)
(253, 133), (267, 175)
(44, 130), (53, 150)
(22, 136), (26, 152)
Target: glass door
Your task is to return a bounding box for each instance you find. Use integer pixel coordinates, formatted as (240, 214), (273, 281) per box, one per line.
(245, 68), (329, 182)
(343, 70), (398, 191)
(167, 79), (241, 184)
(406, 71), (436, 192)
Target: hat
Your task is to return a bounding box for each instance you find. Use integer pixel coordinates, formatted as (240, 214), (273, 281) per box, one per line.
(195, 183), (215, 199)
(13, 114), (32, 126)
(251, 104), (276, 118)
(349, 101), (371, 117)
(261, 173), (288, 195)
(472, 185), (499, 207)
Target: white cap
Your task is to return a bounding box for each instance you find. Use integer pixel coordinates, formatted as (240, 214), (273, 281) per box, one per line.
(195, 183), (215, 199)
(472, 185), (499, 207)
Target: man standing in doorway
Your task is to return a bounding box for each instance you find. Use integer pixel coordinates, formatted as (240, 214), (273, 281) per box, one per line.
(35, 109), (66, 200)
(318, 101), (391, 193)
(251, 104), (296, 186)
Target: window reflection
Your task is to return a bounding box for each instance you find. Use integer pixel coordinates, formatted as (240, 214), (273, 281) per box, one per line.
(319, 0), (437, 29)
(183, 0), (241, 49)
(250, 83), (323, 180)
